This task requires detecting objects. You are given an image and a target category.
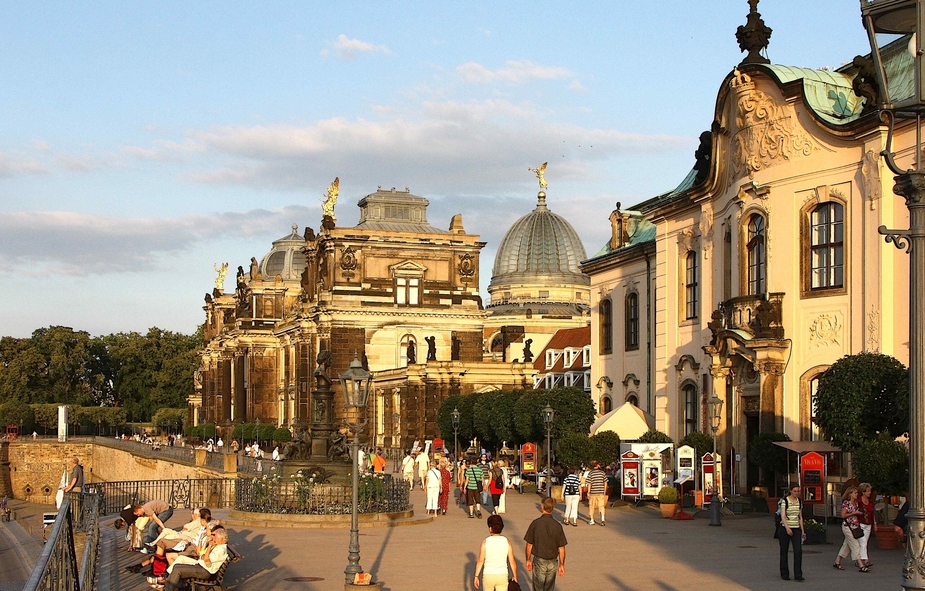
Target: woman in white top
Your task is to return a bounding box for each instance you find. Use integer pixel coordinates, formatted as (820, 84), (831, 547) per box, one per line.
(425, 461), (442, 516)
(474, 514), (518, 590)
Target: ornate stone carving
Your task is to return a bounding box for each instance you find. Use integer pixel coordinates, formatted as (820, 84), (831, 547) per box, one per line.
(755, 360), (785, 376)
(700, 205), (714, 260)
(736, 0), (772, 66)
(809, 313), (841, 349)
(458, 253), (476, 283)
(339, 246), (358, 281)
(730, 70), (814, 181)
(866, 310), (880, 353)
(742, 395), (761, 413)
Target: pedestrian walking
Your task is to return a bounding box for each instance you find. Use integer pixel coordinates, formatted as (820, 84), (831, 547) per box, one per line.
(415, 449), (430, 491)
(474, 515), (518, 590)
(372, 448), (387, 473)
(524, 496), (567, 591)
(464, 459), (484, 519)
(401, 451), (415, 486)
(562, 467), (581, 526)
(497, 459), (510, 514)
(438, 459), (452, 515)
(857, 482), (875, 568)
(426, 461), (442, 516)
(834, 486), (870, 572)
(776, 484), (804, 581)
(489, 460), (505, 515)
(586, 461), (607, 526)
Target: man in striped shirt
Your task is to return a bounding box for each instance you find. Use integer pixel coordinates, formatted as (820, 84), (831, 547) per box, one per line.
(586, 461), (608, 526)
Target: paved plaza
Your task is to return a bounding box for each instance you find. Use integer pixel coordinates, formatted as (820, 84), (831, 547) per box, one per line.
(110, 488), (904, 591)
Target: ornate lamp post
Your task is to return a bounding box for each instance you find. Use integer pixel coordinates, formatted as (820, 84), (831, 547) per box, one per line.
(254, 416), (260, 452)
(542, 404), (555, 498)
(451, 408), (460, 458)
(340, 353), (373, 586)
(860, 2), (925, 587)
(708, 393), (724, 527)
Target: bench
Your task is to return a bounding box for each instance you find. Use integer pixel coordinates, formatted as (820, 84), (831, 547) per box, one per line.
(188, 546), (242, 591)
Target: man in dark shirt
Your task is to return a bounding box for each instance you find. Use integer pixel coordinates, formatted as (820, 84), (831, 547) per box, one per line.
(64, 457), (84, 494)
(524, 496), (567, 591)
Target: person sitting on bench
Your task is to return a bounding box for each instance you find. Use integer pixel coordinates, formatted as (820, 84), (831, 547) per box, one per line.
(162, 525), (228, 591)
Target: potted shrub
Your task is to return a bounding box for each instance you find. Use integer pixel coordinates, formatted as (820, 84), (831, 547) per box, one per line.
(853, 433), (909, 550)
(803, 519), (827, 545)
(658, 485), (679, 518)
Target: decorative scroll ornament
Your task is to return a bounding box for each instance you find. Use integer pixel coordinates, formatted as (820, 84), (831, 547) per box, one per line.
(863, 150), (882, 210)
(458, 253), (476, 283)
(808, 314), (841, 349)
(866, 310), (880, 353)
(742, 395), (761, 413)
(340, 246), (358, 281)
(729, 70), (814, 180)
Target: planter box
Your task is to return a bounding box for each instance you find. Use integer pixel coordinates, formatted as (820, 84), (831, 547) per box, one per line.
(803, 530), (827, 545)
(875, 524), (900, 550)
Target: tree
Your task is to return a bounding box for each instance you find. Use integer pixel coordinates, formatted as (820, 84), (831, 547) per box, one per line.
(678, 432), (715, 457)
(556, 432), (592, 469)
(852, 432), (909, 496)
(513, 388), (596, 444)
(273, 428), (292, 443)
(0, 401), (34, 432)
(814, 352), (909, 452)
(748, 432), (791, 485)
(589, 431), (622, 465)
(152, 408), (186, 433)
(638, 429), (673, 443)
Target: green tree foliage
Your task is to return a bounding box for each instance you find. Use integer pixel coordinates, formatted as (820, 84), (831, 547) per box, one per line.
(232, 424), (244, 440)
(471, 390), (522, 448)
(273, 428), (292, 443)
(589, 430), (622, 464)
(852, 432), (909, 496)
(258, 423), (276, 442)
(747, 432), (791, 483)
(152, 408), (186, 433)
(814, 352), (909, 452)
(200, 423), (216, 439)
(241, 423), (257, 441)
(678, 432), (715, 457)
(638, 429), (673, 443)
(0, 401), (35, 432)
(513, 388), (596, 443)
(556, 432), (592, 469)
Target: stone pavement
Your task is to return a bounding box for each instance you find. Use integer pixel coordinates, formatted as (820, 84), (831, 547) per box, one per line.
(105, 487), (903, 591)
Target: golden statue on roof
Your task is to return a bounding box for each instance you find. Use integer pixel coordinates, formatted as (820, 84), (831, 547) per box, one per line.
(321, 177), (339, 221)
(213, 262), (229, 290)
(528, 162), (548, 191)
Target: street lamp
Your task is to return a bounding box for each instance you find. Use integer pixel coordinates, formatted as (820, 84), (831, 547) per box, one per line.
(451, 408), (460, 459)
(860, 3), (925, 587)
(340, 352), (373, 586)
(254, 416), (260, 452)
(708, 393), (724, 527)
(542, 404), (554, 498)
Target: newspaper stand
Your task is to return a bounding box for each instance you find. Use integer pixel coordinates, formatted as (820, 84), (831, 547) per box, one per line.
(701, 452), (716, 509)
(620, 451), (642, 505)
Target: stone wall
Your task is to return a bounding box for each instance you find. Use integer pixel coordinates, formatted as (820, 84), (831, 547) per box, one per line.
(7, 440), (226, 503)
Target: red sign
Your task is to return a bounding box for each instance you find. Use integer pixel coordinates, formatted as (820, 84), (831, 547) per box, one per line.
(800, 452), (825, 504)
(433, 438), (444, 452)
(701, 452), (715, 503)
(621, 451), (641, 496)
(521, 443), (537, 473)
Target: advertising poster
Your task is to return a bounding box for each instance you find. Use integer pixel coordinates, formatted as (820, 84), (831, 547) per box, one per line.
(642, 459), (661, 498)
(800, 452), (825, 504)
(701, 452), (715, 504)
(521, 443), (537, 473)
(676, 445), (695, 482)
(620, 451), (641, 497)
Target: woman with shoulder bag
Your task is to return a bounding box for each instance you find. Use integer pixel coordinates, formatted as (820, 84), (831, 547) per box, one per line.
(777, 485), (805, 581)
(489, 461), (505, 515)
(857, 482), (875, 568)
(474, 515), (518, 591)
(834, 486), (869, 572)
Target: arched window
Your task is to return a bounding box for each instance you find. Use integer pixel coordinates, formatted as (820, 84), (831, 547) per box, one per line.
(810, 202), (844, 290)
(600, 298), (613, 354)
(625, 292), (639, 350)
(685, 251), (699, 320)
(626, 393), (638, 407)
(683, 383), (698, 436)
(601, 395), (612, 414)
(746, 214), (766, 295)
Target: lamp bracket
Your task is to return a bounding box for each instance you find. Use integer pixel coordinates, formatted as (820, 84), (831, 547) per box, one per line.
(879, 225), (913, 251)
(879, 109), (910, 176)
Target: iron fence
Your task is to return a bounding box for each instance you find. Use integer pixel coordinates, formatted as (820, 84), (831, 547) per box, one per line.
(63, 492), (102, 590)
(93, 436), (196, 465)
(235, 474), (410, 515)
(204, 450), (227, 471)
(92, 478), (235, 515)
(22, 499), (82, 591)
(236, 455), (268, 474)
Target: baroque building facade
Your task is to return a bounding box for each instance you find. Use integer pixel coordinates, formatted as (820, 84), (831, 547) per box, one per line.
(580, 34), (913, 492)
(196, 187), (547, 449)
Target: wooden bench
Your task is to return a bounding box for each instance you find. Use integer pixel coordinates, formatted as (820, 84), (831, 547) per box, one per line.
(188, 546), (242, 591)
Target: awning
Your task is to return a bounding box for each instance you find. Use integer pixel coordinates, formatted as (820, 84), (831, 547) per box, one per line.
(590, 402), (655, 439)
(772, 441), (842, 453)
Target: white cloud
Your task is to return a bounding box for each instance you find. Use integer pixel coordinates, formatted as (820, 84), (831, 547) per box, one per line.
(0, 207), (313, 277)
(0, 152), (50, 177)
(456, 60), (575, 84)
(320, 34), (390, 61)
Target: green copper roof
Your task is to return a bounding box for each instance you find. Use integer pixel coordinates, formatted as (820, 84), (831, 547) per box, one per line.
(589, 212), (656, 259)
(762, 65), (864, 123)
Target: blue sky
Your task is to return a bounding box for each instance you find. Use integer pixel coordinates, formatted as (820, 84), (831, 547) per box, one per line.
(0, 1), (870, 337)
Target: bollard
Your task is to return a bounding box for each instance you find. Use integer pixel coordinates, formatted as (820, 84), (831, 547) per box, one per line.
(708, 498), (722, 526)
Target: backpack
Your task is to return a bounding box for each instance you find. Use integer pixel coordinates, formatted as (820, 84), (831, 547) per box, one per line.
(564, 476), (579, 496)
(773, 497), (791, 539)
(491, 468), (503, 490)
(152, 554), (168, 577)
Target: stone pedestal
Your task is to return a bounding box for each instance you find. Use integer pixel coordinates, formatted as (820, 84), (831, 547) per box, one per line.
(311, 378), (337, 458)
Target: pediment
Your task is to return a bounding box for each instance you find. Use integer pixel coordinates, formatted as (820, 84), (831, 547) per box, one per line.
(389, 260), (427, 275)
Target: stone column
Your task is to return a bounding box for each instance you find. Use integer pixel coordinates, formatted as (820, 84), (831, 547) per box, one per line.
(755, 360), (784, 433)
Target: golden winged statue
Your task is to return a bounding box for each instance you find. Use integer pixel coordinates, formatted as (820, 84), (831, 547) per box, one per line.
(321, 177), (340, 221)
(528, 162), (548, 191)
(213, 262), (229, 290)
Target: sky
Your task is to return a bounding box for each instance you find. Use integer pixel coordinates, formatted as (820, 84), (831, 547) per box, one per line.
(0, 1), (872, 338)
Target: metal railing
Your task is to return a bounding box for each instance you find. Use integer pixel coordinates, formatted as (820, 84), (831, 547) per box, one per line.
(23, 492), (102, 591)
(205, 451), (227, 471)
(235, 474), (410, 515)
(93, 436), (196, 465)
(92, 478), (236, 515)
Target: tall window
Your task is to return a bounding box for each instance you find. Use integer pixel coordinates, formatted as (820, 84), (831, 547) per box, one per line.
(601, 395), (613, 414)
(625, 292), (639, 350)
(685, 251), (699, 320)
(683, 383), (698, 436)
(747, 214), (766, 295)
(395, 277), (420, 305)
(810, 202), (844, 289)
(600, 298), (613, 354)
(810, 377), (821, 441)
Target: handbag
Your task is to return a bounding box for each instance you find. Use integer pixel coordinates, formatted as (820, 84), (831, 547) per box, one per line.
(508, 579), (522, 591)
(851, 525), (865, 539)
